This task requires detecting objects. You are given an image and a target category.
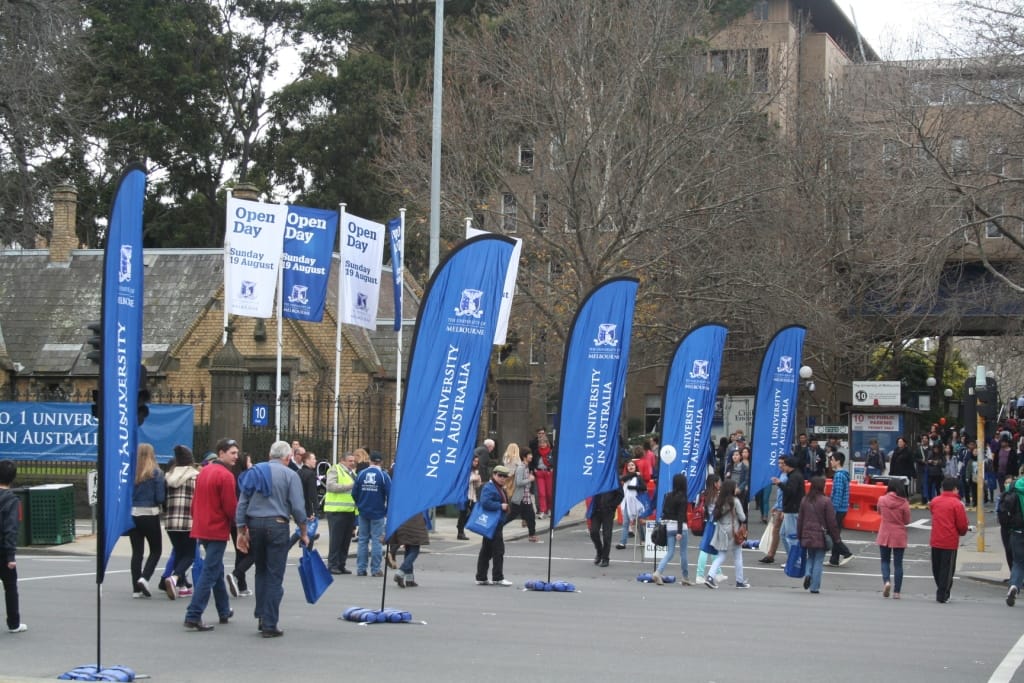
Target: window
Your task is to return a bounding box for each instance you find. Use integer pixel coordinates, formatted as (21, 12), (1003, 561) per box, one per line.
(533, 193), (549, 230)
(752, 0), (769, 21)
(847, 202), (864, 241)
(752, 48), (769, 92)
(472, 209), (485, 229)
(529, 328), (546, 365)
(986, 201), (1004, 238)
(549, 136), (566, 170)
(710, 50), (730, 74)
(951, 136), (969, 174)
(644, 395), (662, 434)
(244, 372), (291, 431)
(848, 141), (865, 179)
(957, 206), (974, 241)
(988, 144), (1006, 176)
(882, 140), (900, 178)
(518, 143), (534, 172)
(501, 193), (517, 233)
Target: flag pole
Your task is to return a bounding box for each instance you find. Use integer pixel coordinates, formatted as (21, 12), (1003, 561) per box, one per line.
(275, 251), (284, 442)
(223, 189), (233, 345)
(332, 203), (347, 465)
(394, 209), (405, 451)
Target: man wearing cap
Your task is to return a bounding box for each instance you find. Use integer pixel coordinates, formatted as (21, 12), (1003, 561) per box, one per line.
(183, 437), (239, 632)
(235, 440), (307, 638)
(476, 465), (513, 586)
(352, 452), (391, 577)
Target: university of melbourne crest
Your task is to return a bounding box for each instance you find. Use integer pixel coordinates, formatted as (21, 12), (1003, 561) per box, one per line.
(690, 359), (710, 380)
(454, 289), (484, 319)
(776, 355), (795, 374)
(240, 281), (256, 299)
(356, 292), (368, 312)
(594, 323), (618, 347)
(118, 245), (132, 283)
(287, 284), (309, 305)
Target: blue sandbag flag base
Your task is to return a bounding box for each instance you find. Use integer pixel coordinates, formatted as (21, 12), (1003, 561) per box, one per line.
(524, 579), (577, 592)
(59, 665), (136, 681)
(637, 573), (676, 584)
(341, 606), (413, 623)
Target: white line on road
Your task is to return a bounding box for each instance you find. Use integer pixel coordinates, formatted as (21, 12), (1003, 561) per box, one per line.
(990, 632), (1024, 683)
(20, 569), (128, 582)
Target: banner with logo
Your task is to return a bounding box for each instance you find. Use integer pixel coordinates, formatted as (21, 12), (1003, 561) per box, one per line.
(340, 210), (386, 330)
(466, 226), (521, 345)
(385, 235), (516, 539)
(657, 323), (728, 505)
(749, 325), (806, 497)
(224, 196), (289, 318)
(97, 164), (146, 583)
(388, 216), (403, 331)
(551, 278), (638, 527)
(281, 204), (338, 322)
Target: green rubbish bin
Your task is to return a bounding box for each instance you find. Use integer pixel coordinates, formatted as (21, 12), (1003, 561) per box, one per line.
(28, 484), (75, 545)
(12, 487), (28, 547)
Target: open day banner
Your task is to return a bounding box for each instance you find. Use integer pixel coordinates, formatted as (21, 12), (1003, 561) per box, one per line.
(0, 402), (193, 462)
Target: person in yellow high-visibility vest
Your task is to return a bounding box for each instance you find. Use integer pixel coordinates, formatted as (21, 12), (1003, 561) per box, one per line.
(325, 452), (358, 575)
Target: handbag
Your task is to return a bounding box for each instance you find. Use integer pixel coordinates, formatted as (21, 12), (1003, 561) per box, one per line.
(783, 536), (806, 578)
(687, 501), (705, 536)
(521, 490), (533, 506)
(635, 492), (652, 519)
(651, 523), (668, 547)
(297, 545), (334, 604)
(758, 523), (773, 551)
(465, 502), (502, 539)
(733, 524), (748, 546)
(699, 519), (718, 555)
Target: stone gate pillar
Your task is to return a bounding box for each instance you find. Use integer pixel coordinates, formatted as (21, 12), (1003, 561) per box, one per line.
(495, 334), (532, 451)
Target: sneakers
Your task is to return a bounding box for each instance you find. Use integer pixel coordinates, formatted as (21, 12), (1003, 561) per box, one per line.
(8, 624), (27, 634)
(827, 561), (840, 567)
(394, 573), (407, 588)
(883, 582), (891, 598)
(735, 581), (750, 589)
(615, 544), (627, 550)
(132, 592), (145, 599)
(456, 533), (470, 540)
(1008, 585), (1018, 607)
(372, 571), (384, 578)
(494, 579), (513, 587)
(219, 609), (234, 624)
(803, 576), (812, 590)
(178, 587), (194, 597)
(652, 572), (664, 585)
(704, 575), (718, 589)
(164, 575), (177, 600)
(226, 573), (240, 597)
(476, 580), (491, 586)
(838, 554), (855, 567)
(135, 578), (151, 598)
(405, 579), (418, 587)
(757, 556), (774, 564)
(528, 536), (539, 543)
(680, 578), (692, 586)
(237, 589), (253, 597)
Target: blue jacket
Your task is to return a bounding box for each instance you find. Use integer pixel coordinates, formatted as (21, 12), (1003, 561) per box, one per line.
(132, 469), (166, 508)
(352, 466), (391, 520)
(478, 480), (506, 524)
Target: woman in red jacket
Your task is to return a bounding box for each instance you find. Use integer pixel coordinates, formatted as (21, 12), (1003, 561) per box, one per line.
(876, 479), (911, 599)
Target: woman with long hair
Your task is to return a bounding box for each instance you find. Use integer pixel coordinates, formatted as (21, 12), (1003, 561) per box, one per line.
(876, 479), (911, 599)
(128, 443), (165, 598)
(506, 450), (538, 542)
(456, 455), (484, 540)
(705, 479), (747, 589)
(731, 446), (751, 518)
(163, 444), (198, 599)
(534, 434), (554, 519)
(797, 476), (841, 594)
(653, 473), (690, 585)
(616, 460), (646, 549)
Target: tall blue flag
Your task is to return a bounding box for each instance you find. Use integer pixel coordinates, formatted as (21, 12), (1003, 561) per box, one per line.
(96, 164), (146, 583)
(551, 278), (638, 527)
(657, 324), (728, 506)
(387, 217), (403, 331)
(385, 235), (515, 539)
(749, 325), (806, 498)
(282, 204), (338, 322)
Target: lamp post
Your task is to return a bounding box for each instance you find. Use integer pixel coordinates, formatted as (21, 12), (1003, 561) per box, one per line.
(799, 366), (814, 431)
(975, 366), (987, 551)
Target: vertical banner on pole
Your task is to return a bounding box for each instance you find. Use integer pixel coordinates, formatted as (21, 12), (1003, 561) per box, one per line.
(551, 278), (639, 527)
(466, 226), (520, 345)
(749, 326), (806, 497)
(97, 164), (146, 583)
(385, 235), (516, 538)
(224, 196), (288, 319)
(282, 205), (338, 322)
(339, 211), (386, 330)
(657, 324), (728, 505)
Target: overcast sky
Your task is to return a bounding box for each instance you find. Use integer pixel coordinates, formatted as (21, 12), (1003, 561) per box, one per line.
(843, 0), (963, 59)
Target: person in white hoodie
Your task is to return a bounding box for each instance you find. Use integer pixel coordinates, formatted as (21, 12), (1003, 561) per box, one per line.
(163, 445), (199, 600)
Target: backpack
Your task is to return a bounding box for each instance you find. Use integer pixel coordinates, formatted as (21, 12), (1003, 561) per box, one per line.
(998, 491), (1024, 530)
(687, 497), (706, 536)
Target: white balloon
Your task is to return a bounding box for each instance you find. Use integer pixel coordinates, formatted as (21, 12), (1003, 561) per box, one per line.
(659, 444), (677, 465)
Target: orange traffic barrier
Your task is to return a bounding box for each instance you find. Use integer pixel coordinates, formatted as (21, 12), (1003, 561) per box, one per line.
(802, 478), (884, 531)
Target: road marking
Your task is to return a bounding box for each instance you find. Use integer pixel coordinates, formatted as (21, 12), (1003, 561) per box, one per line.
(990, 632), (1024, 683)
(20, 569), (128, 582)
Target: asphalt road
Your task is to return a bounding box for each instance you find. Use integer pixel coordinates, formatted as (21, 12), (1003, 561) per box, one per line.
(4, 512), (1023, 683)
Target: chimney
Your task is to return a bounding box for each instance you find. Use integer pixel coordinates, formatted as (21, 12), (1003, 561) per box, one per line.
(232, 183), (259, 201)
(49, 184), (79, 263)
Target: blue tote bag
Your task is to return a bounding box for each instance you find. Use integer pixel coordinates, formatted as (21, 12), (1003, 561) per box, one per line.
(699, 519), (718, 555)
(298, 545), (334, 604)
(783, 536), (806, 578)
(465, 502), (502, 539)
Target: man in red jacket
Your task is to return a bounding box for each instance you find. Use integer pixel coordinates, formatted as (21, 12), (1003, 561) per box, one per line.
(929, 476), (969, 603)
(183, 437), (239, 631)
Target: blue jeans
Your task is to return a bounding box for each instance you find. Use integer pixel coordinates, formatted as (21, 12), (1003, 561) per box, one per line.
(619, 510), (638, 544)
(248, 517), (290, 631)
(1009, 532), (1024, 590)
(184, 540), (231, 623)
(656, 528), (689, 579)
(398, 545), (420, 576)
(357, 516), (386, 574)
(780, 513), (797, 555)
(805, 548), (825, 592)
(880, 545), (905, 593)
(708, 542), (744, 584)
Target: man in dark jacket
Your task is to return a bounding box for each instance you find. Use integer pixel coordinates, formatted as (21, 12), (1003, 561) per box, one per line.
(589, 487), (624, 567)
(0, 461), (26, 633)
(773, 457), (804, 556)
(475, 466), (512, 586)
(289, 451), (319, 550)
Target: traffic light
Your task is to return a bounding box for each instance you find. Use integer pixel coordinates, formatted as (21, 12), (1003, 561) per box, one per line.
(138, 364), (150, 425)
(85, 322), (102, 418)
(976, 377), (999, 421)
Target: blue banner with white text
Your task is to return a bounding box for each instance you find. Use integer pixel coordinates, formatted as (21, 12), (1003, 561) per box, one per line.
(98, 165), (146, 582)
(387, 217), (403, 331)
(749, 326), (806, 497)
(0, 402), (193, 462)
(282, 204), (338, 322)
(657, 324), (728, 506)
(551, 278), (638, 527)
(385, 235), (515, 539)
